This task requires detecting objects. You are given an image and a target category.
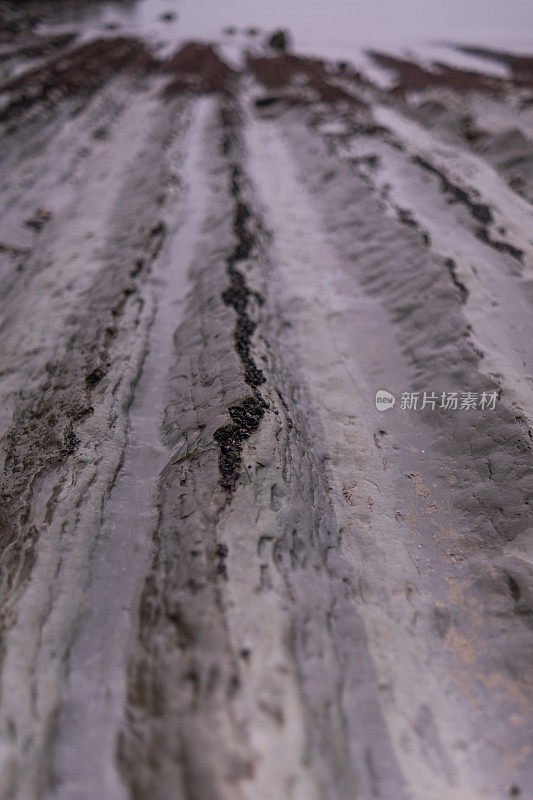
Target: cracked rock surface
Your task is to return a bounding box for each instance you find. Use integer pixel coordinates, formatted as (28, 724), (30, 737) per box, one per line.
(0, 4), (532, 799)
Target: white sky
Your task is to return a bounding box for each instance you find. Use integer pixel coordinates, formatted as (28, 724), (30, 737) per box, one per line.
(70, 0), (533, 65)
(143, 0), (533, 47)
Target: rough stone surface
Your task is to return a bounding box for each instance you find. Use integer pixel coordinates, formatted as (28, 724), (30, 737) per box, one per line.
(0, 7), (531, 800)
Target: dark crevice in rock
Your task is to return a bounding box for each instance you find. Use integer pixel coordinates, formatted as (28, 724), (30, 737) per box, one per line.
(214, 105), (267, 495)
(214, 396), (266, 493)
(445, 257), (469, 303)
(84, 221), (166, 389)
(397, 207), (418, 228)
(413, 155), (493, 224)
(476, 226), (524, 263)
(413, 154), (524, 263)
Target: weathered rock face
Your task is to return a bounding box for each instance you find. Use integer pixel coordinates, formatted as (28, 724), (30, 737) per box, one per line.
(0, 8), (532, 800)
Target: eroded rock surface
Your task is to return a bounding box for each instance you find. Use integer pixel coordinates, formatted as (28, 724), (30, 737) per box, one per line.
(0, 6), (532, 800)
